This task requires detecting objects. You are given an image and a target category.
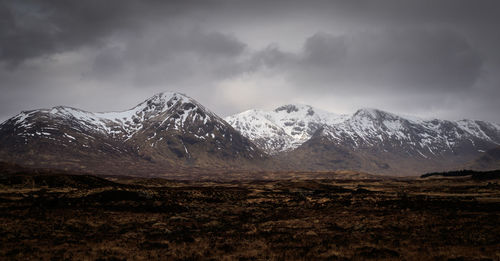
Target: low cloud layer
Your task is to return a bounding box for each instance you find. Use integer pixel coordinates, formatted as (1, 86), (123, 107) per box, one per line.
(1, 0), (500, 123)
(254, 29), (483, 93)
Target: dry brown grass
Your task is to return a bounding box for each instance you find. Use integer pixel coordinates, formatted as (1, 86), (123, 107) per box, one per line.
(1, 174), (499, 260)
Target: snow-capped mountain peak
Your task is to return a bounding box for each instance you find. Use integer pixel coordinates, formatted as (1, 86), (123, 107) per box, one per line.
(225, 104), (348, 154)
(274, 104), (314, 115)
(227, 105), (500, 157)
(7, 92), (223, 140)
(0, 91), (265, 175)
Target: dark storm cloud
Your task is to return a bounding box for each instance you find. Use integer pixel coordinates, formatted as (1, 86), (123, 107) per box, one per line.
(0, 0), (500, 123)
(293, 29), (483, 92)
(0, 0), (207, 65)
(1, 0), (500, 65)
(89, 28), (246, 81)
(244, 28), (483, 96)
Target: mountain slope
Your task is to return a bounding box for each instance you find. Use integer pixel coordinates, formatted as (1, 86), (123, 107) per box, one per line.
(320, 108), (500, 159)
(467, 146), (500, 171)
(3, 94), (500, 176)
(225, 104), (348, 154)
(228, 106), (500, 175)
(0, 92), (265, 176)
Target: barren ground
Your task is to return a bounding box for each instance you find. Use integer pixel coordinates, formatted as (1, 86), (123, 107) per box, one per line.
(1, 173), (499, 260)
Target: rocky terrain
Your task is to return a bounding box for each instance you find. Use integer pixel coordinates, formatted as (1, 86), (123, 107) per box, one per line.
(0, 92), (266, 176)
(1, 168), (499, 260)
(1, 91), (500, 176)
(227, 105), (500, 175)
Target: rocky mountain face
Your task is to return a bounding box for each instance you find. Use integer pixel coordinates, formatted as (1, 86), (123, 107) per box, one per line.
(225, 104), (348, 154)
(0, 92), (265, 176)
(2, 93), (499, 177)
(227, 105), (500, 175)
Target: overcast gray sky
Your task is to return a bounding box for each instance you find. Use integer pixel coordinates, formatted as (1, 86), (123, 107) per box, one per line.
(1, 0), (500, 123)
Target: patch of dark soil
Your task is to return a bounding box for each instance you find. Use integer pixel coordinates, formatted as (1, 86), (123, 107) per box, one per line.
(0, 173), (119, 189)
(421, 169), (500, 180)
(355, 246), (400, 259)
(84, 190), (150, 202)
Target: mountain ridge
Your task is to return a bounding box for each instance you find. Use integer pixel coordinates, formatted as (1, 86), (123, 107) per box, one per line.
(226, 105), (500, 155)
(0, 92), (267, 176)
(2, 92), (500, 176)
(226, 104), (500, 175)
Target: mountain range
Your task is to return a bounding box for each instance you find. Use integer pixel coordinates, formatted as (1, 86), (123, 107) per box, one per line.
(0, 92), (266, 176)
(1, 92), (499, 176)
(226, 105), (500, 174)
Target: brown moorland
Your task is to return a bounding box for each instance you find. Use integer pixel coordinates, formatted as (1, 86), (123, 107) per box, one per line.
(0, 168), (499, 260)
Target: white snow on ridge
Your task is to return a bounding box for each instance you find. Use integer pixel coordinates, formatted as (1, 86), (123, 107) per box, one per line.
(225, 104), (349, 154)
(227, 106), (500, 155)
(6, 92), (500, 157)
(7, 92), (223, 140)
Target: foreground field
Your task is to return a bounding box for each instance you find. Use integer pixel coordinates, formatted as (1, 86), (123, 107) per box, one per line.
(1, 173), (499, 260)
